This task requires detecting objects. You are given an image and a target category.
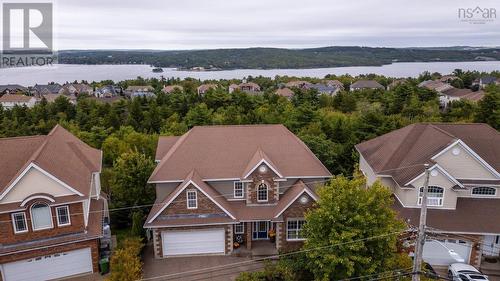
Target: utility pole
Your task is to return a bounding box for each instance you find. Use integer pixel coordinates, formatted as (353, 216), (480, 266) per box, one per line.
(412, 163), (431, 281)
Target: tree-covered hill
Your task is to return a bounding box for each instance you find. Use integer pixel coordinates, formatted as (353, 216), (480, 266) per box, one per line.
(58, 46), (500, 69)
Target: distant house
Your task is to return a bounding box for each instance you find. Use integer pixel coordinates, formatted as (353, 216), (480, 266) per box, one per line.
(197, 84), (218, 95)
(0, 84), (28, 96)
(473, 76), (500, 89)
(285, 80), (311, 89)
(229, 82), (261, 94)
(439, 75), (459, 83)
(126, 85), (154, 93)
(324, 80), (344, 90)
(418, 80), (454, 93)
(32, 84), (64, 96)
(62, 83), (93, 96)
(0, 94), (38, 109)
(162, 85), (183, 94)
(308, 83), (341, 96)
(350, 80), (384, 91)
(387, 79), (407, 90)
(275, 87), (294, 99)
(95, 85), (121, 98)
(439, 88), (485, 107)
(42, 94), (77, 105)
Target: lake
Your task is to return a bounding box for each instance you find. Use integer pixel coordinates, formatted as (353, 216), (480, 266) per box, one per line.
(0, 61), (499, 86)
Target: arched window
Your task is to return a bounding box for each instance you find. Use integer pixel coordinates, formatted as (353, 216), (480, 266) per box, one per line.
(418, 186), (444, 206)
(257, 183), (268, 202)
(472, 187), (496, 196)
(30, 203), (53, 230)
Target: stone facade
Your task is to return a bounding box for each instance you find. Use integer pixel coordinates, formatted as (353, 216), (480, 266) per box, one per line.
(246, 167), (280, 205)
(0, 200), (85, 245)
(160, 185), (226, 216)
(277, 193), (315, 252)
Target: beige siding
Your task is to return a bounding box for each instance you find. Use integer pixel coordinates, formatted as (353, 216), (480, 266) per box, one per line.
(359, 154), (378, 186)
(0, 167), (77, 204)
(434, 143), (497, 179)
(406, 168), (458, 209)
(155, 182), (180, 201)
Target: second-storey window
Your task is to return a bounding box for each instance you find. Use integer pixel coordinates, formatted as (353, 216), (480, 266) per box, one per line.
(257, 183), (268, 202)
(12, 212), (28, 233)
(472, 186), (496, 196)
(418, 186), (444, 206)
(234, 181), (244, 198)
(56, 206), (71, 226)
(31, 203), (53, 230)
(187, 190), (198, 209)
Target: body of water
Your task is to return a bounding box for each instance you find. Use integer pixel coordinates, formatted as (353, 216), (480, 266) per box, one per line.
(0, 61), (499, 86)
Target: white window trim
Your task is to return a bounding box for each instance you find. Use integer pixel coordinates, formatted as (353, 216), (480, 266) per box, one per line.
(11, 212), (28, 234)
(30, 203), (54, 231)
(234, 181), (244, 199)
(257, 183), (268, 202)
(186, 190), (198, 209)
(286, 218), (306, 241)
(417, 186), (444, 207)
(234, 223), (245, 234)
(471, 186), (497, 197)
(56, 205), (71, 227)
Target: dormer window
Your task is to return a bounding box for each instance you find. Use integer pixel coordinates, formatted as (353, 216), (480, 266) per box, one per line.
(234, 181), (244, 199)
(257, 183), (268, 202)
(186, 190), (198, 209)
(31, 203), (53, 231)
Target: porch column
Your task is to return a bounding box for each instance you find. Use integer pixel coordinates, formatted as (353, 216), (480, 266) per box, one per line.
(246, 222), (252, 249)
(276, 222), (283, 250)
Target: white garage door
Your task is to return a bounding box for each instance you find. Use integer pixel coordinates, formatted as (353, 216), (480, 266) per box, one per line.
(2, 247), (93, 281)
(162, 228), (225, 256)
(423, 239), (471, 266)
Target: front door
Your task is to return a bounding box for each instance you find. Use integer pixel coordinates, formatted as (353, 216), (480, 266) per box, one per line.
(252, 221), (270, 240)
(482, 235), (500, 257)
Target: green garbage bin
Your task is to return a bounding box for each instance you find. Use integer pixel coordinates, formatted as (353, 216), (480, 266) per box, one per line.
(99, 257), (110, 275)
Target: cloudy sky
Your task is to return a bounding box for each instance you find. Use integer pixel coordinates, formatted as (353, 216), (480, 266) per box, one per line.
(50, 0), (500, 50)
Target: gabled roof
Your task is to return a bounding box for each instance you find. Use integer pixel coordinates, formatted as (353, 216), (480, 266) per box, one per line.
(356, 123), (499, 187)
(146, 169), (236, 224)
(155, 136), (181, 161)
(0, 94), (35, 103)
(150, 125), (331, 182)
(274, 180), (317, 218)
(0, 125), (102, 200)
(242, 148), (283, 179)
(351, 80), (384, 89)
(275, 87), (294, 98)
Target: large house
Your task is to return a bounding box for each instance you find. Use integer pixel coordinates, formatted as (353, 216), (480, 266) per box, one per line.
(145, 125), (331, 257)
(350, 80), (385, 91)
(31, 84), (64, 97)
(229, 82), (261, 94)
(356, 123), (500, 269)
(439, 88), (485, 107)
(0, 125), (109, 281)
(0, 94), (38, 109)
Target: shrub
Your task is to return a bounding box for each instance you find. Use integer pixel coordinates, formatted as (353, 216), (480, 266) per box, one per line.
(106, 237), (144, 281)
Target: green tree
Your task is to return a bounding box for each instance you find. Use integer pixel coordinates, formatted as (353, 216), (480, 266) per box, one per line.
(303, 176), (404, 280)
(475, 90), (500, 129)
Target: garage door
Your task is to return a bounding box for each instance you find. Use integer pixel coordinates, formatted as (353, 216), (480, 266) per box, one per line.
(162, 228), (225, 256)
(2, 247), (93, 281)
(423, 239), (471, 266)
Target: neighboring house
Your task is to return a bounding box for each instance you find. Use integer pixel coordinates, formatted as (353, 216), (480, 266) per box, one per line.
(0, 85), (28, 96)
(308, 83), (341, 96)
(473, 76), (500, 89)
(285, 80), (311, 89)
(95, 85), (121, 98)
(0, 94), (38, 109)
(42, 93), (77, 105)
(0, 125), (109, 281)
(228, 82), (261, 94)
(125, 85), (155, 93)
(324, 80), (344, 90)
(32, 84), (64, 97)
(145, 125), (331, 258)
(350, 80), (384, 91)
(275, 87), (294, 99)
(439, 88), (485, 107)
(62, 83), (93, 96)
(418, 80), (454, 93)
(356, 123), (500, 269)
(197, 84), (218, 95)
(162, 85), (184, 94)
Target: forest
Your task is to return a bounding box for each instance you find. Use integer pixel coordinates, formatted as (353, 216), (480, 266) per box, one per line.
(0, 71), (498, 227)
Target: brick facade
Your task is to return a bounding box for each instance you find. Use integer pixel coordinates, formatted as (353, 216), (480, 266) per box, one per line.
(161, 185), (225, 216)
(0, 200), (85, 245)
(152, 225), (233, 258)
(246, 168), (279, 205)
(277, 193), (315, 252)
(0, 239), (100, 273)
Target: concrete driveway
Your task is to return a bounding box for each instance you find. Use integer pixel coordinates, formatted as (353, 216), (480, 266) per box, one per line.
(142, 244), (265, 281)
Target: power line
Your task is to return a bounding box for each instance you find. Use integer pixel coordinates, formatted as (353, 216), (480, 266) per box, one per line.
(138, 230), (410, 281)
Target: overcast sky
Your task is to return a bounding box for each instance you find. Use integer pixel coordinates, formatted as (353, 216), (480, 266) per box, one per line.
(50, 0), (500, 50)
